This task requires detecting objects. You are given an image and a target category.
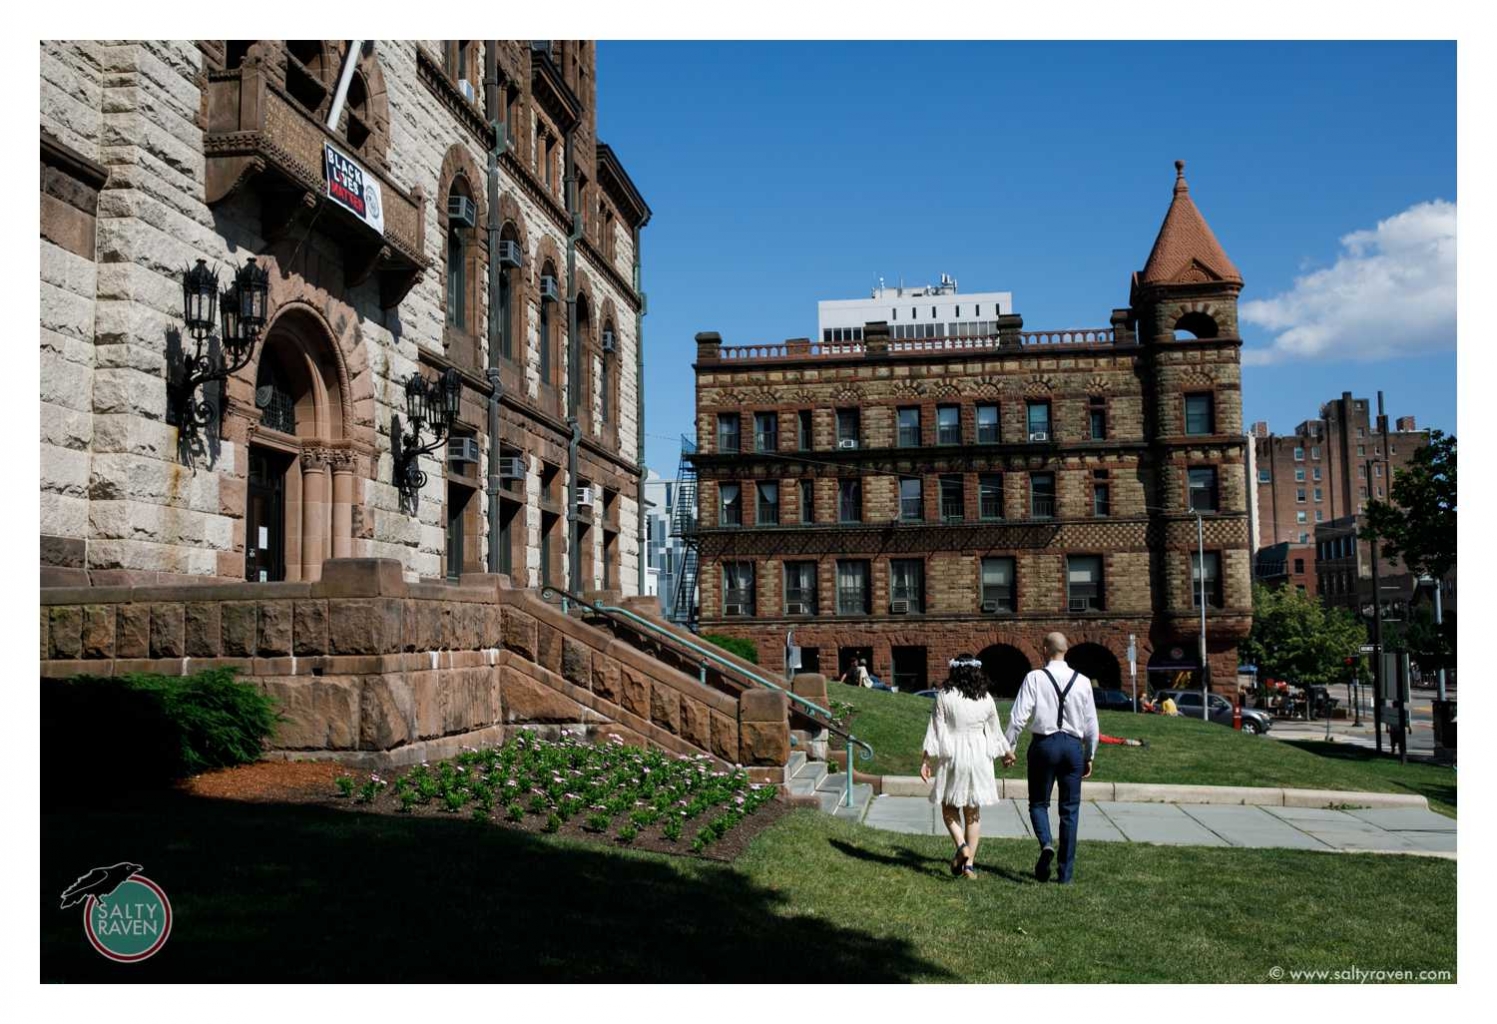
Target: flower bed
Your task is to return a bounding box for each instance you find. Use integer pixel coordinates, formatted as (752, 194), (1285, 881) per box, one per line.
(333, 732), (780, 856)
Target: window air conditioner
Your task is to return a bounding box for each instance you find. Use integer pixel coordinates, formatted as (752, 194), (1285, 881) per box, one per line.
(601, 329), (617, 353)
(1029, 431), (1049, 442)
(889, 600), (910, 614)
(980, 600), (999, 613)
(837, 439), (858, 450)
(447, 194), (477, 228)
(497, 239), (523, 268)
(1068, 598), (1090, 613)
(498, 456), (526, 480)
(540, 275), (560, 303)
(576, 486), (596, 508)
(724, 604), (745, 617)
(447, 437), (480, 464)
(458, 79), (477, 104)
(786, 602), (809, 616)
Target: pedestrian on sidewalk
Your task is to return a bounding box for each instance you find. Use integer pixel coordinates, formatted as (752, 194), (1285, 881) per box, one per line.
(1002, 632), (1099, 884)
(919, 653), (1010, 880)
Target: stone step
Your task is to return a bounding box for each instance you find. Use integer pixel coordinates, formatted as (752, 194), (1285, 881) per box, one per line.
(828, 783), (875, 822)
(815, 768), (849, 793)
(785, 750), (807, 778)
(788, 774), (821, 798)
(793, 759), (828, 787)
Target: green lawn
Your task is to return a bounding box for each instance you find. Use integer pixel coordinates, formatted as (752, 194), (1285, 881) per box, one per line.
(830, 686), (1457, 816)
(41, 796), (1454, 982)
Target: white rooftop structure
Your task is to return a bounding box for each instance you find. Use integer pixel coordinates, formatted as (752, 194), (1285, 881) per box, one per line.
(817, 274), (1015, 343)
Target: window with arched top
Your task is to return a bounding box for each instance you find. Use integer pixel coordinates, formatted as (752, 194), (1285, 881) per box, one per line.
(600, 318), (617, 430)
(446, 175), (474, 332)
(255, 357), (296, 435)
(539, 260), (559, 385)
(497, 223), (522, 363)
(1173, 311), (1220, 340)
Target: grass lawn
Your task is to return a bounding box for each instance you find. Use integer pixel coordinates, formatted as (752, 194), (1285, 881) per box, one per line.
(41, 796), (1454, 982)
(830, 686), (1457, 817)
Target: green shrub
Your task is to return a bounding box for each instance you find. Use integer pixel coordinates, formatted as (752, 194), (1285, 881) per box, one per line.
(702, 634), (758, 665)
(44, 668), (278, 795)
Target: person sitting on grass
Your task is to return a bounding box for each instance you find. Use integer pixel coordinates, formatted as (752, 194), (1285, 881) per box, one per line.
(919, 654), (1010, 881)
(1158, 693), (1179, 716)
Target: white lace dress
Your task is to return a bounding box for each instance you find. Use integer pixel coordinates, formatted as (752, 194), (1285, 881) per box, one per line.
(922, 689), (1009, 807)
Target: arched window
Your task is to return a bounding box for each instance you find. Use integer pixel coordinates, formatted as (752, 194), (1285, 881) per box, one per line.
(446, 176), (473, 331)
(497, 233), (514, 360)
(343, 69), (373, 158)
(256, 357), (296, 435)
(1173, 311), (1220, 340)
(539, 261), (557, 384)
(600, 318), (616, 428)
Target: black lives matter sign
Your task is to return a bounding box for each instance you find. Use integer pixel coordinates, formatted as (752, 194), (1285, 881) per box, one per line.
(323, 142), (385, 235)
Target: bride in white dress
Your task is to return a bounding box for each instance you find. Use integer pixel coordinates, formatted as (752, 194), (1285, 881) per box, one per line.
(919, 654), (1011, 879)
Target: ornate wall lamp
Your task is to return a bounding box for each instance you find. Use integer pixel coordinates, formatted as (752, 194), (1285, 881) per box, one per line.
(392, 367), (462, 513)
(170, 257), (269, 461)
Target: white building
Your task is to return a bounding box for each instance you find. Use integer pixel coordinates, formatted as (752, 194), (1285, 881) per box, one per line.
(817, 274), (1014, 343)
(643, 471), (687, 617)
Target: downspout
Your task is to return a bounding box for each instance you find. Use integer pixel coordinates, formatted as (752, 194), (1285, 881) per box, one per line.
(634, 223), (647, 596)
(484, 42), (508, 575)
(564, 125), (583, 597)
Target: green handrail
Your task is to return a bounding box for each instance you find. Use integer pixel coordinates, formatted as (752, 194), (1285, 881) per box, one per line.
(539, 585), (874, 763)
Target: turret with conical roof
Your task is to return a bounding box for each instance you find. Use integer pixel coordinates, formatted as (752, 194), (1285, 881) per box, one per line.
(1130, 160), (1243, 343)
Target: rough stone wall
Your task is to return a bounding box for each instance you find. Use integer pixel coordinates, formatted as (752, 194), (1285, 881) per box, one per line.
(39, 559), (769, 769)
(39, 39), (647, 596)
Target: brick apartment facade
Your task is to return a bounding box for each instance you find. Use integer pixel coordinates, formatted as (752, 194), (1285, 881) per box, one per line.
(1250, 395), (1429, 593)
(40, 40), (649, 593)
(688, 162), (1253, 697)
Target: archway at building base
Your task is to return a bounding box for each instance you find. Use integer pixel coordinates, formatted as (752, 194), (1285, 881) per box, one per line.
(979, 643), (1032, 699)
(1066, 642), (1122, 691)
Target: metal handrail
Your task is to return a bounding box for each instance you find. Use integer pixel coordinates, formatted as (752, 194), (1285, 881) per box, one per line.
(539, 585), (874, 763)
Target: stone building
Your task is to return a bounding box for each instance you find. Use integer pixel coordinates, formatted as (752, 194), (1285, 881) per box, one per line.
(40, 40), (650, 593)
(689, 162), (1253, 696)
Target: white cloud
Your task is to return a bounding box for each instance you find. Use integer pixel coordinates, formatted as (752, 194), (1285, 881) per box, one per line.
(1240, 200), (1455, 366)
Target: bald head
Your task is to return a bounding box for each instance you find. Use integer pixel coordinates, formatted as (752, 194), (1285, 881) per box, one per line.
(1043, 632), (1069, 658)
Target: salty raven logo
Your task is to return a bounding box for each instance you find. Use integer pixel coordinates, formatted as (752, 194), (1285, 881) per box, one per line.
(60, 862), (143, 909)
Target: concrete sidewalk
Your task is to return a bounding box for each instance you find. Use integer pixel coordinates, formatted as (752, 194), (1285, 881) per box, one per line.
(863, 795), (1456, 858)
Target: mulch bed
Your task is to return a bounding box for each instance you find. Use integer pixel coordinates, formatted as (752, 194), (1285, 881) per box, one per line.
(180, 760), (789, 863)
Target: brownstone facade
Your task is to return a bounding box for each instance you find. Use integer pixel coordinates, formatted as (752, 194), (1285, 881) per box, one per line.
(689, 163), (1253, 697)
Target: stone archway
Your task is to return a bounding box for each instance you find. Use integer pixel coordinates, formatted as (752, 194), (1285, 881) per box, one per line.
(1066, 642), (1122, 691)
(243, 306), (356, 582)
(979, 643), (1032, 699)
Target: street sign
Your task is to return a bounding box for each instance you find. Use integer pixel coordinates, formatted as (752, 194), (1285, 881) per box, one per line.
(1359, 644), (1379, 654)
(1126, 635), (1137, 672)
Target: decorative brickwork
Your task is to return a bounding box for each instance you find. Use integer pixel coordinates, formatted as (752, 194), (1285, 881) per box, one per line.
(691, 165), (1252, 695)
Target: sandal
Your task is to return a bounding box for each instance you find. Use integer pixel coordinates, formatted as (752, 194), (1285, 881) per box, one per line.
(962, 864), (978, 880)
(951, 843), (970, 877)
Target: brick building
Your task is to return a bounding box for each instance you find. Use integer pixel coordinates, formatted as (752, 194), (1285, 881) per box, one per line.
(688, 162), (1253, 696)
(1253, 541), (1317, 596)
(1250, 395), (1428, 554)
(40, 40), (649, 592)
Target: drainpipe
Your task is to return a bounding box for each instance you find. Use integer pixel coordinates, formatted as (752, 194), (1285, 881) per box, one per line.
(326, 41), (367, 130)
(484, 42), (508, 574)
(564, 125), (583, 597)
(634, 224), (647, 597)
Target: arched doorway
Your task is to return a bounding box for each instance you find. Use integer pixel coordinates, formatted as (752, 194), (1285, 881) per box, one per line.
(1066, 642), (1122, 691)
(1148, 644), (1202, 695)
(244, 308), (353, 582)
(979, 643), (1032, 699)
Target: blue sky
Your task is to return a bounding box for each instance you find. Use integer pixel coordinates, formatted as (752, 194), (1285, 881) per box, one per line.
(593, 41), (1457, 474)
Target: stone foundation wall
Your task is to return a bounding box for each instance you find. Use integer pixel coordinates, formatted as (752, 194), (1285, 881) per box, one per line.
(40, 559), (780, 770)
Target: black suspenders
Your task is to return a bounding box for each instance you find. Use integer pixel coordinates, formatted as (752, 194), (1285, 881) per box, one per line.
(1041, 668), (1080, 730)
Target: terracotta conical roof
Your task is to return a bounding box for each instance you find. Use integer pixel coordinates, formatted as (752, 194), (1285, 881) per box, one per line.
(1138, 160), (1242, 287)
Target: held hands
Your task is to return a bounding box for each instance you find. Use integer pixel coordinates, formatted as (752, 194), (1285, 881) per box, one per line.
(919, 758), (932, 783)
(1001, 752), (1017, 769)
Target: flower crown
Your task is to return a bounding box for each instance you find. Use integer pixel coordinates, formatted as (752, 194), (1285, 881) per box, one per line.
(948, 657), (983, 669)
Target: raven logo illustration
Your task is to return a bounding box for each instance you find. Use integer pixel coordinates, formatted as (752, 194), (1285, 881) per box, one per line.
(60, 862), (143, 909)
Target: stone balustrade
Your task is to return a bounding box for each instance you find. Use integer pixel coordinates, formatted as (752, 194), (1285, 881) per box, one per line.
(40, 559), (788, 772)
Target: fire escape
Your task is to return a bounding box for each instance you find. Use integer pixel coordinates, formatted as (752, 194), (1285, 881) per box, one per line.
(669, 434), (700, 631)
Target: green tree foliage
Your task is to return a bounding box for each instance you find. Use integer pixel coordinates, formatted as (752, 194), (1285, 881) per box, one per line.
(1384, 603), (1456, 675)
(1362, 430), (1456, 580)
(1240, 584), (1366, 688)
(702, 633), (758, 664)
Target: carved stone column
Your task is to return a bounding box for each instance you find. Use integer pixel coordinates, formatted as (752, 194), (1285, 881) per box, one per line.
(300, 448), (329, 582)
(329, 449), (356, 560)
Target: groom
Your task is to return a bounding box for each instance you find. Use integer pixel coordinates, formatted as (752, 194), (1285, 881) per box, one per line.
(1003, 632), (1099, 884)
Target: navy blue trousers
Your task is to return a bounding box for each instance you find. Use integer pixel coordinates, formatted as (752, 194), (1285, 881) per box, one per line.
(1027, 731), (1085, 883)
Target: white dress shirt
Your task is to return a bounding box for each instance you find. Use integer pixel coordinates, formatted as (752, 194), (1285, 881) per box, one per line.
(1004, 658), (1100, 761)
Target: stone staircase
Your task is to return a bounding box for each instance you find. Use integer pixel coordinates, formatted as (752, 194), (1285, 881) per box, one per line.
(785, 750), (874, 822)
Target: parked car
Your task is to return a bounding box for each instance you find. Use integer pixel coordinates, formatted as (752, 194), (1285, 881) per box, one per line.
(914, 689), (940, 699)
(1156, 690), (1272, 735)
(1093, 688), (1139, 713)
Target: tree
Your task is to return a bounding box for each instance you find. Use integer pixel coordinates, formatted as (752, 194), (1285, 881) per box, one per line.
(1384, 603), (1455, 675)
(1362, 430), (1456, 580)
(702, 633), (758, 664)
(1239, 584), (1366, 689)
